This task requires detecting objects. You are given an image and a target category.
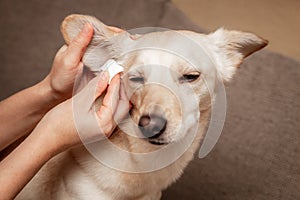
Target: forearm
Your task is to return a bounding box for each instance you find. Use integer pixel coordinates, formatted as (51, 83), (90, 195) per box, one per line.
(0, 123), (61, 200)
(0, 77), (61, 151)
(0, 73), (126, 199)
(0, 99), (84, 200)
(0, 23), (94, 151)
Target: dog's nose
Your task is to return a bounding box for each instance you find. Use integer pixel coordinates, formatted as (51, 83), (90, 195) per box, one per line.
(138, 115), (167, 138)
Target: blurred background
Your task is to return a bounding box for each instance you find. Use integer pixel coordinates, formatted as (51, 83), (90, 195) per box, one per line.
(173, 0), (300, 61)
(0, 0), (299, 199)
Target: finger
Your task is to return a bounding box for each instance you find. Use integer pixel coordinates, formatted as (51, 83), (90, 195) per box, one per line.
(102, 74), (120, 112)
(96, 106), (115, 137)
(95, 75), (123, 137)
(74, 72), (108, 107)
(53, 45), (68, 61)
(96, 79), (120, 137)
(119, 81), (129, 101)
(113, 82), (131, 123)
(95, 72), (109, 100)
(107, 26), (124, 33)
(77, 62), (84, 74)
(97, 75), (120, 117)
(66, 23), (94, 64)
(57, 45), (68, 54)
(72, 62), (86, 94)
(87, 72), (109, 104)
(114, 99), (131, 124)
(119, 81), (132, 109)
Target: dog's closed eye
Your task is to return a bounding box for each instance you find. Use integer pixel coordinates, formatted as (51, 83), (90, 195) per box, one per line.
(129, 76), (145, 83)
(179, 72), (201, 83)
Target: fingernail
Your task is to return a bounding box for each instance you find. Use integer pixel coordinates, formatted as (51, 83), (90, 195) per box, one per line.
(82, 23), (91, 35)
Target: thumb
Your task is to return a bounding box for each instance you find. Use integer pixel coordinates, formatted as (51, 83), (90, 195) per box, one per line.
(66, 23), (94, 65)
(73, 72), (109, 109)
(113, 82), (131, 123)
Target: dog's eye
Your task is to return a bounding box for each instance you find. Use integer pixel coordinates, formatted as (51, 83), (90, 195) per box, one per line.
(180, 73), (200, 82)
(129, 77), (144, 83)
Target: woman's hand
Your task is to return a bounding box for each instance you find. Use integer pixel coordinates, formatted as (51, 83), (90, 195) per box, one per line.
(0, 72), (130, 199)
(0, 22), (129, 199)
(39, 72), (131, 153)
(45, 23), (94, 101)
(0, 23), (94, 151)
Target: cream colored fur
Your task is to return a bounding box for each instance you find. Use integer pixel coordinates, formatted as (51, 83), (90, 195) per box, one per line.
(16, 15), (267, 200)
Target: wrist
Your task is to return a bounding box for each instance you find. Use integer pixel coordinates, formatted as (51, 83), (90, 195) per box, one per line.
(37, 101), (81, 154)
(38, 76), (65, 106)
(27, 122), (62, 161)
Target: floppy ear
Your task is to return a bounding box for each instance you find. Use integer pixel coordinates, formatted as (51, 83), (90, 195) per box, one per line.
(61, 14), (124, 72)
(209, 28), (268, 81)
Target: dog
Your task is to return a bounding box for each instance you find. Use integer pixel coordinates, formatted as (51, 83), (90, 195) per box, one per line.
(16, 14), (267, 199)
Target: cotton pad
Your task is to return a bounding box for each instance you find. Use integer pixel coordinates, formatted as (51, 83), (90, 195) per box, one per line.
(100, 59), (124, 83)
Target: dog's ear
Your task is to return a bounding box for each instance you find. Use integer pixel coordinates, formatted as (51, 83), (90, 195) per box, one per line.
(209, 28), (268, 81)
(61, 14), (124, 71)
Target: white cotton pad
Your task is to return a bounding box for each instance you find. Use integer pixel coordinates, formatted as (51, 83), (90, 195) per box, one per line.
(100, 59), (124, 83)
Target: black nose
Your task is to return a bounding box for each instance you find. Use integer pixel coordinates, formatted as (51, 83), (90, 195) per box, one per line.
(138, 115), (167, 138)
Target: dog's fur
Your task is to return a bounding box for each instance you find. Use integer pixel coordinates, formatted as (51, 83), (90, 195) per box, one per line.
(16, 15), (267, 200)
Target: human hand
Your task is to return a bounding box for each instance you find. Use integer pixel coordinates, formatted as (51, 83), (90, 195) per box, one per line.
(0, 71), (130, 200)
(44, 23), (94, 101)
(37, 72), (130, 153)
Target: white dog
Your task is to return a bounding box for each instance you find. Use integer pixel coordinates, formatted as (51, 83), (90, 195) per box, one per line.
(16, 15), (267, 200)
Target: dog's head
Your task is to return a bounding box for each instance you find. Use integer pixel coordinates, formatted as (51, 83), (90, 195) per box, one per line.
(62, 15), (268, 146)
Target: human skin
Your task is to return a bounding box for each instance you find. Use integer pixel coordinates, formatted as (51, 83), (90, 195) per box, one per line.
(0, 23), (129, 199)
(0, 23), (94, 151)
(0, 73), (130, 200)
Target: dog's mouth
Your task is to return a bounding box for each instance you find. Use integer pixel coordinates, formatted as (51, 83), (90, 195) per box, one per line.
(148, 138), (169, 145)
